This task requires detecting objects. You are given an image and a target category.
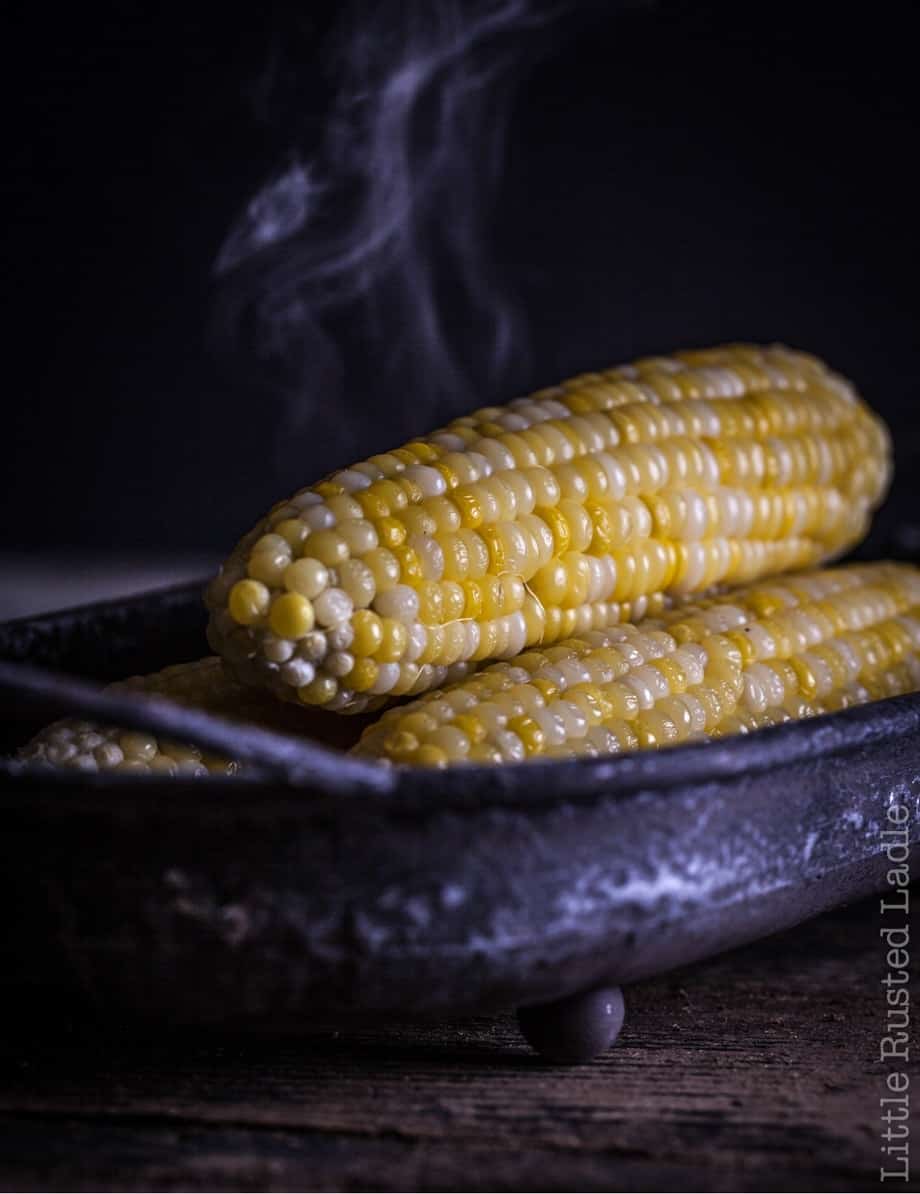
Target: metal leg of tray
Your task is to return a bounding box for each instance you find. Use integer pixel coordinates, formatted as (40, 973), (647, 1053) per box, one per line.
(516, 984), (625, 1064)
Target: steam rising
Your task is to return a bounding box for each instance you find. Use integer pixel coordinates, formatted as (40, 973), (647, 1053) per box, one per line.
(213, 1), (548, 457)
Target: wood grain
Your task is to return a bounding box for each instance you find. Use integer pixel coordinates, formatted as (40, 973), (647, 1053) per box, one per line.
(0, 894), (913, 1192)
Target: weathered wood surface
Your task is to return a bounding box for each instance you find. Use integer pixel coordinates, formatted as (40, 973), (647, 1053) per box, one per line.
(0, 894), (913, 1192)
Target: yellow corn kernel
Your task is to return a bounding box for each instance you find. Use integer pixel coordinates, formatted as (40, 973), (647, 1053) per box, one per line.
(298, 674), (338, 706)
(381, 730), (419, 761)
(415, 744), (449, 768)
(351, 609), (384, 656)
(358, 489), (390, 521)
(451, 712), (487, 744)
(514, 714), (548, 754)
(375, 516), (407, 549)
(392, 544), (424, 584)
(348, 657), (379, 692)
(268, 592), (315, 640)
(228, 579), (271, 626)
(376, 618), (409, 662)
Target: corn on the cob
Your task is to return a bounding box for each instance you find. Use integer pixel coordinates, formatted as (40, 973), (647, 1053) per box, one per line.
(351, 562), (920, 766)
(16, 657), (333, 776)
(206, 345), (891, 714)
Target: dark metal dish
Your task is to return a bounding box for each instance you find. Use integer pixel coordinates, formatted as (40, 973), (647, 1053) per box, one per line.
(1, 581), (918, 1060)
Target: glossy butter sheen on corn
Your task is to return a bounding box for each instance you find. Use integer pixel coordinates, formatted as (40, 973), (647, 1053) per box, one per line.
(206, 345), (891, 713)
(352, 563), (920, 765)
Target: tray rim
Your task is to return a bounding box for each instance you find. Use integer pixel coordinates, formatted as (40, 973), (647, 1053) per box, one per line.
(4, 683), (920, 817)
(4, 577), (920, 816)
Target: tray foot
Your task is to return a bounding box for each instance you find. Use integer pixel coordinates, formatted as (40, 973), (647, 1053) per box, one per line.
(517, 984), (625, 1064)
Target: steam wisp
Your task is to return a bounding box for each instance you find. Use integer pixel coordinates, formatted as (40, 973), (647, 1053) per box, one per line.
(213, 1), (550, 460)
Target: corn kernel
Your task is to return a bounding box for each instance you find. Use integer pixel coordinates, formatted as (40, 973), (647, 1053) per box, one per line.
(313, 588), (354, 628)
(414, 743), (449, 767)
(507, 714), (545, 755)
(392, 544), (424, 584)
(376, 618), (409, 662)
(298, 674), (338, 705)
(348, 657), (379, 692)
(229, 579), (270, 626)
(382, 730), (419, 760)
(119, 731), (158, 761)
(339, 519), (378, 555)
(274, 518), (310, 550)
(269, 592), (315, 639)
(284, 558), (329, 600)
(247, 549), (291, 587)
(451, 712), (487, 744)
(306, 530), (349, 567)
(352, 609), (384, 656)
(338, 558), (376, 609)
(425, 726), (470, 758)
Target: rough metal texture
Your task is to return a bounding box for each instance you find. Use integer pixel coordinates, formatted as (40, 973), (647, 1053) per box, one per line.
(0, 582), (918, 1025)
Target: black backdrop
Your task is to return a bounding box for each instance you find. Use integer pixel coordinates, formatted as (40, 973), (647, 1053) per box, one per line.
(5, 0), (918, 555)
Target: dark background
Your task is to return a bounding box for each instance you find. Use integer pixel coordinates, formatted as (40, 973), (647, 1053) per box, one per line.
(4, 0), (918, 558)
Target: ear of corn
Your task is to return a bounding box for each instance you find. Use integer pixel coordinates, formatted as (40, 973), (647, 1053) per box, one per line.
(351, 563), (920, 766)
(22, 565), (920, 776)
(206, 344), (891, 713)
(16, 657), (326, 776)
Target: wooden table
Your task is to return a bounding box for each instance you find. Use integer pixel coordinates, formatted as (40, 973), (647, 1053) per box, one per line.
(0, 892), (908, 1192)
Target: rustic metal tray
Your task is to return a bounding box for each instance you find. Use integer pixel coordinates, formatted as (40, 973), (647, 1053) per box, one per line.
(1, 581), (918, 1061)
